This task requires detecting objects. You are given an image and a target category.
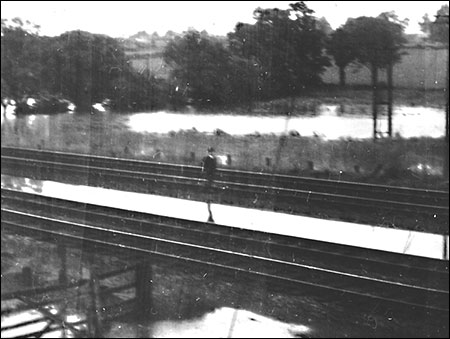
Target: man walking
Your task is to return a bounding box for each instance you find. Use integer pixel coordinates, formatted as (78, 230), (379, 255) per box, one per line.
(202, 147), (217, 187)
(202, 147), (217, 222)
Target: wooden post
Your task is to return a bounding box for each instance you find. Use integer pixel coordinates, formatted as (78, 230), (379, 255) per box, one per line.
(57, 243), (68, 339)
(387, 62), (394, 138)
(371, 63), (379, 141)
(135, 260), (153, 318)
(87, 275), (103, 338)
(84, 252), (103, 338)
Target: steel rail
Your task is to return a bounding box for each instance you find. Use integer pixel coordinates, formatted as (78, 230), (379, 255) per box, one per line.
(2, 188), (447, 279)
(1, 154), (448, 218)
(2, 146), (448, 206)
(2, 211), (447, 312)
(1, 192), (448, 311)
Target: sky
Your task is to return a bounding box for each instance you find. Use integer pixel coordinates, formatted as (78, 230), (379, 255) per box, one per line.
(1, 1), (448, 38)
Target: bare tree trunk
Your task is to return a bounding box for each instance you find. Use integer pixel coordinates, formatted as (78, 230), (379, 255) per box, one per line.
(387, 62), (393, 137)
(371, 63), (378, 141)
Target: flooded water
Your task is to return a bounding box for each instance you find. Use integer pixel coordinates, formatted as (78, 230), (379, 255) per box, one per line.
(1, 104), (446, 140)
(127, 106), (446, 139)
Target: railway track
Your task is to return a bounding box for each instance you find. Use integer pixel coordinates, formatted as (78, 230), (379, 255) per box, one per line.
(2, 188), (449, 312)
(1, 147), (448, 228)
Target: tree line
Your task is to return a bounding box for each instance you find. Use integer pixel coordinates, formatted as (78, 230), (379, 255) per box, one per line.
(1, 2), (448, 114)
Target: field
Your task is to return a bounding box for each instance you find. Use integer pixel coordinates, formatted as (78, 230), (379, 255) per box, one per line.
(2, 88), (448, 191)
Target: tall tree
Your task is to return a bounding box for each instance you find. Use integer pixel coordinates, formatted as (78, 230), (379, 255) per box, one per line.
(228, 1), (330, 99)
(343, 16), (406, 70)
(342, 15), (406, 138)
(163, 30), (236, 107)
(316, 17), (333, 36)
(1, 18), (43, 101)
(45, 30), (162, 112)
(419, 4), (449, 43)
(50, 30), (135, 111)
(1, 21), (166, 113)
(327, 28), (355, 87)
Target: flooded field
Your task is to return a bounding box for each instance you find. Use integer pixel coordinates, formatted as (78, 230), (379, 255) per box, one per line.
(2, 104), (447, 140)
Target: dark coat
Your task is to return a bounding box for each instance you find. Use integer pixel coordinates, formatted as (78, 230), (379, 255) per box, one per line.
(202, 155), (217, 178)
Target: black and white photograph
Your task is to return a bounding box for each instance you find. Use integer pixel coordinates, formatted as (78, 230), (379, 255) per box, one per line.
(1, 1), (449, 337)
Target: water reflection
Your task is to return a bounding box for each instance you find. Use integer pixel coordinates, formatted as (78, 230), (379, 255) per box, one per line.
(1, 105), (446, 141)
(106, 307), (311, 338)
